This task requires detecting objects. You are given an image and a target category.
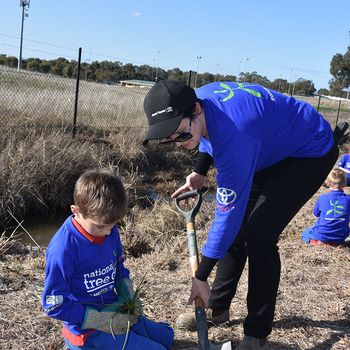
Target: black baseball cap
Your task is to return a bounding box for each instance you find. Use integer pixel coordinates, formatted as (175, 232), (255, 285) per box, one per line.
(143, 80), (197, 146)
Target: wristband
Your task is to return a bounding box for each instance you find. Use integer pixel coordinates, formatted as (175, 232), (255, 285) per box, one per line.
(194, 152), (213, 176)
(195, 255), (218, 281)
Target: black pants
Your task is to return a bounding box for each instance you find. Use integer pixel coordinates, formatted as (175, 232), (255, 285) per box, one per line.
(208, 143), (339, 338)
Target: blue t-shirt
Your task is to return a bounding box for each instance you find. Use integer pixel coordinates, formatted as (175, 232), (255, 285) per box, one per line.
(42, 216), (129, 335)
(311, 190), (350, 242)
(196, 82), (334, 259)
(338, 153), (350, 183)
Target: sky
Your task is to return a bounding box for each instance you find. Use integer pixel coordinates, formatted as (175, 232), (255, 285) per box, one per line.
(0, 0), (349, 90)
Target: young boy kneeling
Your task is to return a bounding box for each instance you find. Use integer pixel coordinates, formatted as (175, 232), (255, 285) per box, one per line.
(42, 169), (174, 350)
(301, 168), (350, 246)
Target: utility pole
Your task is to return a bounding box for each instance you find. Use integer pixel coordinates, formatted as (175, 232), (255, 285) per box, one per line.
(155, 50), (161, 82)
(216, 63), (220, 82)
(194, 56), (202, 88)
(243, 57), (249, 82)
(237, 60), (242, 82)
(18, 0), (30, 70)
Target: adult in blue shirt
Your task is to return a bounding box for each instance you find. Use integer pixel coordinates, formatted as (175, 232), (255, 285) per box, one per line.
(142, 80), (338, 350)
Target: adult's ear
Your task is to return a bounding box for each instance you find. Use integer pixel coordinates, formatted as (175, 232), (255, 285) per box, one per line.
(194, 101), (202, 115)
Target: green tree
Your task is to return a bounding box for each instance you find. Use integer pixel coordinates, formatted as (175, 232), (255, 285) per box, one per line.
(294, 78), (316, 96)
(41, 61), (51, 73)
(167, 68), (185, 82)
(51, 57), (69, 76)
(200, 72), (215, 85)
(0, 54), (18, 67)
(270, 78), (289, 93)
(318, 88), (330, 96)
(136, 64), (154, 81)
(329, 47), (350, 96)
(26, 58), (42, 72)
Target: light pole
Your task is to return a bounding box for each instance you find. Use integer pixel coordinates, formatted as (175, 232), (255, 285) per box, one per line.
(288, 69), (294, 95)
(216, 63), (220, 82)
(237, 60), (242, 82)
(243, 57), (249, 82)
(278, 74), (283, 92)
(152, 58), (156, 80)
(155, 50), (161, 82)
(18, 0), (30, 70)
(194, 56), (202, 88)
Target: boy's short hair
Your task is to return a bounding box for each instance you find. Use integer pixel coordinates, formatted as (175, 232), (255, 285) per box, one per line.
(327, 168), (346, 188)
(74, 169), (128, 223)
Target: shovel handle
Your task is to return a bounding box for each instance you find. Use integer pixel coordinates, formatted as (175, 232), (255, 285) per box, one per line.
(175, 189), (202, 224)
(186, 222), (206, 310)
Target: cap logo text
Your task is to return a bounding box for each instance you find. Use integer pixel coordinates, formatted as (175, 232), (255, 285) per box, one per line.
(152, 106), (174, 117)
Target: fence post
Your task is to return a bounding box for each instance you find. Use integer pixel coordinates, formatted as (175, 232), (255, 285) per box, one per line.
(72, 47), (82, 138)
(316, 95), (321, 112)
(335, 99), (341, 127)
(187, 70), (192, 87)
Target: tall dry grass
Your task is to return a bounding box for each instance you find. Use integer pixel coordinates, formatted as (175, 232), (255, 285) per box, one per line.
(0, 65), (148, 130)
(0, 121), (197, 228)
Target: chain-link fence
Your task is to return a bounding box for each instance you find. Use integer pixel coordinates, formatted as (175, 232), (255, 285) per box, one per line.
(1, 63), (349, 138)
(0, 64), (148, 137)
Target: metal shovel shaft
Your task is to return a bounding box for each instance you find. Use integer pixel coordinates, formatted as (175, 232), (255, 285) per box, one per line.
(176, 190), (232, 350)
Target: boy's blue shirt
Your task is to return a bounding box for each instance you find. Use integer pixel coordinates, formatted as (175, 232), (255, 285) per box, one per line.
(338, 154), (350, 181)
(196, 82), (334, 259)
(42, 215), (129, 335)
(338, 153), (350, 170)
(311, 189), (350, 242)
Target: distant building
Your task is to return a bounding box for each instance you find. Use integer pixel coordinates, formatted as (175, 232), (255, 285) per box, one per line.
(119, 79), (155, 88)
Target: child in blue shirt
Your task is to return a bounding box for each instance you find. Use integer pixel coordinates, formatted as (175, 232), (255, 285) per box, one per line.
(302, 168), (350, 246)
(42, 169), (173, 350)
(338, 147), (350, 186)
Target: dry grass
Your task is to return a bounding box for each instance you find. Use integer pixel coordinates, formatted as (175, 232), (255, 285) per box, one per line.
(0, 122), (197, 228)
(0, 65), (148, 130)
(1, 68), (350, 349)
(1, 188), (350, 350)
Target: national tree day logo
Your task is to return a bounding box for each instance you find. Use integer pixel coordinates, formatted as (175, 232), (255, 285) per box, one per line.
(326, 199), (344, 216)
(214, 82), (262, 102)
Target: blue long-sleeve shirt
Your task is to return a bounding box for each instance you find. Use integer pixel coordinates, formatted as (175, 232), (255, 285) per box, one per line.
(196, 82), (334, 259)
(311, 189), (350, 242)
(42, 215), (129, 335)
(338, 153), (350, 184)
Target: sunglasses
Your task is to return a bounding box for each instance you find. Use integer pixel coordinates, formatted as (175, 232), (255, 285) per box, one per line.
(158, 132), (193, 145)
(158, 117), (193, 145)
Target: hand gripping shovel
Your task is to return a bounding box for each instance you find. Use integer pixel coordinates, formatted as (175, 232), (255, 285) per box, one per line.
(175, 190), (231, 350)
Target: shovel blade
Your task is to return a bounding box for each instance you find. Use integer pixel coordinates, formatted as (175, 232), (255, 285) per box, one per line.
(181, 341), (232, 350)
(195, 307), (210, 349)
(194, 307), (232, 350)
(211, 341), (232, 350)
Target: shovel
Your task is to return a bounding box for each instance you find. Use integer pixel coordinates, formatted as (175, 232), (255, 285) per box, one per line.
(175, 190), (232, 350)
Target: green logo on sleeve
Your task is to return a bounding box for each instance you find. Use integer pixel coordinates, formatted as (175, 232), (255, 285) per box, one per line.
(214, 83), (262, 102)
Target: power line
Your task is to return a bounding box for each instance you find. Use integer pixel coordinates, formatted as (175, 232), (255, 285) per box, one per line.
(0, 32), (148, 66)
(0, 32), (76, 52)
(0, 42), (76, 60)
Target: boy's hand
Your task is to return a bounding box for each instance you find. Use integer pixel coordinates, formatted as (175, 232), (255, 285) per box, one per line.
(82, 307), (138, 335)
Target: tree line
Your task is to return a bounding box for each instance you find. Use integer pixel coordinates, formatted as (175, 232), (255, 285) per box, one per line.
(1, 47), (349, 97)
